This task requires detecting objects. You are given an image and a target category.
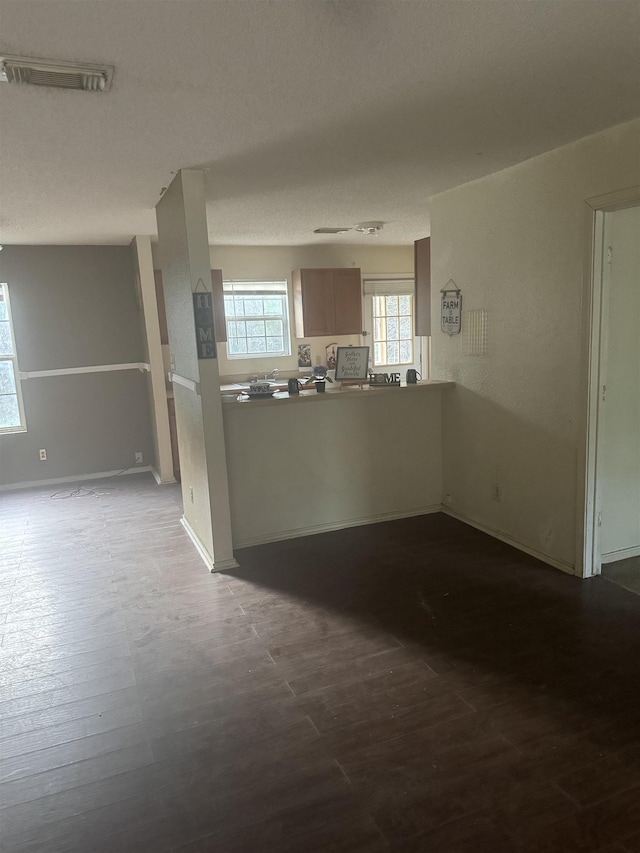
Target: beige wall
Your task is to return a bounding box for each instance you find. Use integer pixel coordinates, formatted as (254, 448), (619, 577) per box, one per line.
(0, 246), (153, 485)
(430, 119), (640, 572)
(600, 205), (640, 559)
(223, 388), (444, 547)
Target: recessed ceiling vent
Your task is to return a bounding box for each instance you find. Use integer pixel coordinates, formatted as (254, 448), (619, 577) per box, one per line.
(314, 227), (351, 234)
(0, 55), (113, 92)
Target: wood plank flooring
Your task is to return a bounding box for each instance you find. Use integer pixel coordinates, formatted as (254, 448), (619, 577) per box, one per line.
(1, 473), (639, 852)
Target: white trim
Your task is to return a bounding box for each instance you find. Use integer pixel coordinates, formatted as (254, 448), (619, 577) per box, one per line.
(0, 466), (152, 492)
(150, 466), (176, 486)
(170, 373), (200, 395)
(19, 362), (150, 380)
(232, 504), (442, 549)
(0, 283), (27, 433)
(180, 515), (240, 573)
(212, 556), (242, 572)
(602, 545), (640, 564)
(578, 186), (640, 579)
(442, 507), (575, 576)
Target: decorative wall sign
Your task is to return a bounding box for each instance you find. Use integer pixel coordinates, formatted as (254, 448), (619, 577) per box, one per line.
(335, 346), (370, 380)
(192, 292), (216, 359)
(440, 280), (462, 336)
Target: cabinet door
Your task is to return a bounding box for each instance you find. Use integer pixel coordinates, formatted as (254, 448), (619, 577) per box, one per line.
(298, 269), (335, 337)
(414, 237), (431, 336)
(333, 268), (362, 335)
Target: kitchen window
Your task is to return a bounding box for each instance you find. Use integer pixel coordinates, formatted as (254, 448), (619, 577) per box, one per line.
(0, 283), (27, 433)
(223, 281), (291, 359)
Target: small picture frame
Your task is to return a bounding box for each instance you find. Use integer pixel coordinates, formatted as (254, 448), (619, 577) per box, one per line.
(334, 346), (370, 381)
(297, 343), (311, 368)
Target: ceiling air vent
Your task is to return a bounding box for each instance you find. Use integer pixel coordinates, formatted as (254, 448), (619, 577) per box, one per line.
(0, 55), (113, 92)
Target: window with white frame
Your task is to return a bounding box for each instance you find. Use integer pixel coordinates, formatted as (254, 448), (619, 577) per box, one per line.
(0, 283), (27, 432)
(363, 278), (421, 373)
(223, 281), (291, 359)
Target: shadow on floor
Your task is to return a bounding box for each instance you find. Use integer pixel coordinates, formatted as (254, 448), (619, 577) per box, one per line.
(601, 555), (640, 596)
(230, 513), (640, 743)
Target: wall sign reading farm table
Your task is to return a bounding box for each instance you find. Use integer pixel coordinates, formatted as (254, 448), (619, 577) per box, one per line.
(440, 281), (462, 336)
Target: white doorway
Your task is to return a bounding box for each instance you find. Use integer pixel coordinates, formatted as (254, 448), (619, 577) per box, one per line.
(580, 192), (640, 580)
(362, 276), (426, 378)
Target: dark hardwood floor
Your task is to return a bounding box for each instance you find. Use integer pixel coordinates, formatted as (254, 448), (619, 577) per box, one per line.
(1, 473), (639, 852)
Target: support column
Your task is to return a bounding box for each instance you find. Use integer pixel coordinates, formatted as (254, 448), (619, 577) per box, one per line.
(131, 235), (175, 485)
(155, 170), (238, 571)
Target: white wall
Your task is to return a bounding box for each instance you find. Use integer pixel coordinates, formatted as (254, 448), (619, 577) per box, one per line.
(600, 205), (640, 560)
(430, 119), (640, 572)
(208, 244), (413, 379)
(223, 388), (444, 547)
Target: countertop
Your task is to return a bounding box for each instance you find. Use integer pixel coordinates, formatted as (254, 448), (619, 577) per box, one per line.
(221, 379), (454, 408)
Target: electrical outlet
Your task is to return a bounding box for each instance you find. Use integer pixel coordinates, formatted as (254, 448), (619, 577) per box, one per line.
(39, 449), (47, 461)
(135, 452), (143, 465)
(189, 486), (194, 503)
(444, 493), (453, 506)
(492, 483), (502, 502)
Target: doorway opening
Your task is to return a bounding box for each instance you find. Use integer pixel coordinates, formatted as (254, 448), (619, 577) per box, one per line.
(580, 189), (640, 588)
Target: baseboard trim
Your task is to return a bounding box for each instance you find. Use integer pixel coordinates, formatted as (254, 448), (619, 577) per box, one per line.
(602, 545), (640, 564)
(442, 507), (576, 576)
(180, 516), (240, 573)
(232, 504), (442, 550)
(0, 466), (152, 493)
(150, 467), (176, 486)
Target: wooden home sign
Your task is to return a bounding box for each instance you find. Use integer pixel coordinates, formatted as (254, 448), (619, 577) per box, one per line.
(193, 292), (216, 359)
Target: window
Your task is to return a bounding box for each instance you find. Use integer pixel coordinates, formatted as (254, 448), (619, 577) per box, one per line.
(223, 281), (291, 359)
(363, 278), (421, 373)
(0, 283), (26, 432)
(372, 293), (414, 367)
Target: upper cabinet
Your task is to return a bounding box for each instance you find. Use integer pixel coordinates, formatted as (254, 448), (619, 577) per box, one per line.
(293, 267), (362, 337)
(414, 237), (431, 336)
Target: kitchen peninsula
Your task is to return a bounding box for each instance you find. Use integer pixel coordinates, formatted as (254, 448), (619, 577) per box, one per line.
(221, 380), (453, 548)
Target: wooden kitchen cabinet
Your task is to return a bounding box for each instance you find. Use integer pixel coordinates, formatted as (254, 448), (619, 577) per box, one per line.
(293, 268), (362, 337)
(414, 237), (431, 336)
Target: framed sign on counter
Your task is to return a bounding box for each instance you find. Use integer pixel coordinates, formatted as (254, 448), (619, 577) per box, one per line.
(335, 346), (370, 381)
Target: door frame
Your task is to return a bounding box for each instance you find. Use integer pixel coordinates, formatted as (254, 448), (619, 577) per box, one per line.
(576, 186), (640, 578)
(361, 273), (428, 378)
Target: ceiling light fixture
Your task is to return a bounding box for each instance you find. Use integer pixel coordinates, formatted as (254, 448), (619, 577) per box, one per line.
(313, 227), (351, 234)
(0, 55), (113, 92)
(354, 221), (385, 235)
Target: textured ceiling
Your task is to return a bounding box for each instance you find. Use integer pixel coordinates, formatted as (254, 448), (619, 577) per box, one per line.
(0, 0), (639, 246)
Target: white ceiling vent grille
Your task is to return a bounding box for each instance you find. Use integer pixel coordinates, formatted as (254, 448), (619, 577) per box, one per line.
(0, 56), (113, 92)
